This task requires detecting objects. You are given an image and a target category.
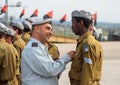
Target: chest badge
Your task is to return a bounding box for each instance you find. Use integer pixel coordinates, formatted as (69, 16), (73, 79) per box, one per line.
(84, 44), (89, 52)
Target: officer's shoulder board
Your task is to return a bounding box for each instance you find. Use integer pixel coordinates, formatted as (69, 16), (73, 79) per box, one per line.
(32, 42), (38, 47)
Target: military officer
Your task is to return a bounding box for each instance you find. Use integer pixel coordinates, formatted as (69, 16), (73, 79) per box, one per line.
(10, 21), (26, 85)
(21, 18), (75, 85)
(10, 21), (26, 57)
(69, 10), (103, 85)
(6, 28), (20, 85)
(0, 23), (16, 85)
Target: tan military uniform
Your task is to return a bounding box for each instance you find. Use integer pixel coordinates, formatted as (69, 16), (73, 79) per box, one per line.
(10, 44), (20, 85)
(69, 32), (103, 85)
(48, 42), (60, 60)
(13, 35), (26, 85)
(0, 39), (16, 85)
(22, 32), (31, 44)
(13, 35), (26, 57)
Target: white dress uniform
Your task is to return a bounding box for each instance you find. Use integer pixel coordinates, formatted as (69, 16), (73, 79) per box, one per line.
(21, 37), (71, 85)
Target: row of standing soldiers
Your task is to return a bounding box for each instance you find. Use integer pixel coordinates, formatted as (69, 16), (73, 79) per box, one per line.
(0, 19), (60, 85)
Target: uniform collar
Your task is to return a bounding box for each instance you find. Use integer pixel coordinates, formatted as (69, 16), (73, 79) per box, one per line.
(47, 42), (54, 50)
(0, 38), (6, 43)
(77, 31), (92, 43)
(22, 32), (30, 35)
(15, 35), (21, 39)
(9, 43), (13, 46)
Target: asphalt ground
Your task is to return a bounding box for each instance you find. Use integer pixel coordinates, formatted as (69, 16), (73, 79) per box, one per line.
(55, 41), (120, 85)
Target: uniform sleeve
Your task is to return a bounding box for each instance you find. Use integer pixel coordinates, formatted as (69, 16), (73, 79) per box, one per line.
(13, 44), (21, 56)
(0, 46), (16, 81)
(0, 49), (4, 68)
(80, 43), (93, 85)
(22, 47), (71, 77)
(80, 42), (103, 85)
(14, 48), (20, 76)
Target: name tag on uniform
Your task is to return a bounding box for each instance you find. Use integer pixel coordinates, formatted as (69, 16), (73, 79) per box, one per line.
(84, 57), (92, 64)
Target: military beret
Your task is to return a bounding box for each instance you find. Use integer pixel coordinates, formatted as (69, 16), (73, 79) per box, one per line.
(6, 28), (16, 36)
(25, 18), (33, 23)
(10, 21), (24, 30)
(32, 18), (52, 26)
(0, 23), (8, 33)
(72, 10), (92, 20)
(22, 20), (32, 30)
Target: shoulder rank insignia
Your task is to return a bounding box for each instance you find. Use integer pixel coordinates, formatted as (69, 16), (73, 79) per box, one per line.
(83, 44), (89, 52)
(84, 57), (92, 64)
(32, 42), (38, 47)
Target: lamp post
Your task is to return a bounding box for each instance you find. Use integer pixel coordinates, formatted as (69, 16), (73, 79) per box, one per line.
(4, 0), (21, 26)
(4, 0), (8, 26)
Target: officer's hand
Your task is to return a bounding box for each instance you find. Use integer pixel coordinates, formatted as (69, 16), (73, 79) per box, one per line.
(67, 51), (75, 60)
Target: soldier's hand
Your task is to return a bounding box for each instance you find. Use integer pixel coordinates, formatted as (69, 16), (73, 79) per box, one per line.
(67, 51), (75, 60)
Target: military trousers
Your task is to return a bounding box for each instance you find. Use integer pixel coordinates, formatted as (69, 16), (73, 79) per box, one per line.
(70, 78), (100, 85)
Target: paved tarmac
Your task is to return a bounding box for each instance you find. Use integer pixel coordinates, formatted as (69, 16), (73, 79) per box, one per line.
(55, 41), (120, 85)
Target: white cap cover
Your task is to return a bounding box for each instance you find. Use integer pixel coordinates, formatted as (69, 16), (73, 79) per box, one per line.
(72, 10), (92, 20)
(32, 18), (52, 26)
(6, 28), (16, 36)
(0, 23), (8, 33)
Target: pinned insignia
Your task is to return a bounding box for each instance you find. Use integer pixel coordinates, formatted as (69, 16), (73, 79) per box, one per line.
(84, 57), (92, 64)
(32, 42), (38, 47)
(84, 44), (89, 52)
(75, 53), (78, 56)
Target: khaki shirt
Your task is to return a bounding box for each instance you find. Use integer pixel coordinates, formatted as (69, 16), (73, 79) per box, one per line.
(22, 32), (31, 44)
(10, 44), (20, 76)
(13, 35), (26, 58)
(13, 35), (26, 76)
(48, 42), (60, 61)
(0, 39), (16, 81)
(69, 32), (103, 84)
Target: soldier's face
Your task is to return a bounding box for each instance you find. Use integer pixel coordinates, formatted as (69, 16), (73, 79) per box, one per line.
(71, 18), (81, 35)
(38, 23), (53, 43)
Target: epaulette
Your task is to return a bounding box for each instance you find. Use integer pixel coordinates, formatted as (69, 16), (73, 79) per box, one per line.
(32, 42), (38, 47)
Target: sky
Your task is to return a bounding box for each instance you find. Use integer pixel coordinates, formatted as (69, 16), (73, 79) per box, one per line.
(0, 0), (120, 23)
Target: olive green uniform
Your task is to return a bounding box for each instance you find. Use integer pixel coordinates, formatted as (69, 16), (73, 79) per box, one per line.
(48, 42), (60, 60)
(13, 35), (26, 57)
(69, 32), (103, 85)
(10, 44), (20, 85)
(22, 32), (31, 44)
(13, 35), (26, 85)
(0, 39), (16, 85)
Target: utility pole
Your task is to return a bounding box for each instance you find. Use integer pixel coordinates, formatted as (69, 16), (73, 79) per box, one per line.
(4, 0), (21, 26)
(4, 0), (8, 26)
